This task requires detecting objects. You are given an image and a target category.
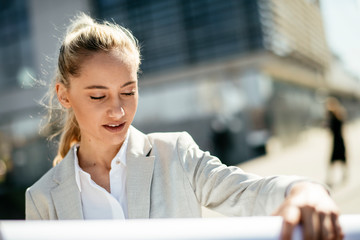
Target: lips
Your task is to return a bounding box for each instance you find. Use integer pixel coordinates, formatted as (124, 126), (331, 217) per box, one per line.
(103, 122), (126, 133)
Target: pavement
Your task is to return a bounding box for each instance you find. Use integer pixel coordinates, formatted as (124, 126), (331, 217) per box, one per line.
(203, 119), (360, 217)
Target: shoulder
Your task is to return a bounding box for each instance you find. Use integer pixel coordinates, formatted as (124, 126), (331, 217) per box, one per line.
(27, 148), (74, 195)
(146, 131), (197, 150)
(26, 165), (57, 202)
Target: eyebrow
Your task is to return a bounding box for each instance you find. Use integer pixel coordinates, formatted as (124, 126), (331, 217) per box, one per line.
(84, 81), (136, 89)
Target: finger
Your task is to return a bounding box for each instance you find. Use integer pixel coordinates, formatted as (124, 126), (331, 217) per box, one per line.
(301, 207), (318, 240)
(276, 206), (300, 240)
(281, 219), (297, 240)
(320, 214), (334, 240)
(331, 213), (344, 240)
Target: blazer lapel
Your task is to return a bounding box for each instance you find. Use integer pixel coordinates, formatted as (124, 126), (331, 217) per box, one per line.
(51, 148), (83, 219)
(126, 126), (155, 219)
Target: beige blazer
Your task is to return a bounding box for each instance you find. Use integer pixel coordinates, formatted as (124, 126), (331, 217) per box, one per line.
(26, 126), (304, 220)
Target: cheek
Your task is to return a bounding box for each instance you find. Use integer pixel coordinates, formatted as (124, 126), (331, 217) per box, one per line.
(71, 101), (102, 127)
(128, 96), (138, 115)
(72, 106), (89, 127)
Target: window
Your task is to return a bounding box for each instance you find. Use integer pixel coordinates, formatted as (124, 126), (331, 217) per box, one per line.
(0, 0), (32, 90)
(95, 0), (265, 73)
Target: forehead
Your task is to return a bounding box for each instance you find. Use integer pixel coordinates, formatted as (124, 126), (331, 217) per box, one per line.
(86, 49), (137, 70)
(72, 50), (138, 86)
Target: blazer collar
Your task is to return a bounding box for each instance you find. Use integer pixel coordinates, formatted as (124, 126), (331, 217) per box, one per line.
(126, 126), (155, 219)
(51, 147), (83, 219)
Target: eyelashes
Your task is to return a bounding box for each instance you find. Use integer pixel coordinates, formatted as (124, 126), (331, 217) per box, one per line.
(90, 92), (135, 100)
(90, 96), (105, 100)
(122, 92), (135, 96)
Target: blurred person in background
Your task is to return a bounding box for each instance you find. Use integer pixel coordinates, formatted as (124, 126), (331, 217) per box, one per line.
(326, 97), (348, 187)
(25, 13), (343, 240)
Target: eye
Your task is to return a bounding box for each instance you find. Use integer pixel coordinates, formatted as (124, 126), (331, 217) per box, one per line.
(90, 96), (105, 100)
(122, 92), (135, 96)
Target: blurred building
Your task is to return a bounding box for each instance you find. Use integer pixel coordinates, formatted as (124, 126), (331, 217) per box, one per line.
(0, 0), (359, 219)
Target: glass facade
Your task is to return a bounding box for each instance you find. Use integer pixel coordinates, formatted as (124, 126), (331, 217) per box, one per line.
(0, 0), (42, 219)
(95, 0), (264, 73)
(0, 0), (33, 90)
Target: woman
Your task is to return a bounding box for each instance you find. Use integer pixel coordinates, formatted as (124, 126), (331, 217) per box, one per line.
(26, 13), (343, 240)
(326, 97), (348, 187)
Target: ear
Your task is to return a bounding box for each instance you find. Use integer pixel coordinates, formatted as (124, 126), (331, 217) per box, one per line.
(56, 83), (71, 109)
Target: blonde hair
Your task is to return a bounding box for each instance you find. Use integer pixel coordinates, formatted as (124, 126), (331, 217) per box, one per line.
(42, 13), (141, 165)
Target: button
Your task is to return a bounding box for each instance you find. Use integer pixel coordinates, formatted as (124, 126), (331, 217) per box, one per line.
(116, 160), (121, 165)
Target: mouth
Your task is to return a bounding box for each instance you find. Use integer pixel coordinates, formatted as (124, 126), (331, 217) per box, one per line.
(103, 122), (126, 133)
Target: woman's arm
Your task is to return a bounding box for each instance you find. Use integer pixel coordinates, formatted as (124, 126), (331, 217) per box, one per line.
(177, 132), (307, 216)
(177, 132), (343, 239)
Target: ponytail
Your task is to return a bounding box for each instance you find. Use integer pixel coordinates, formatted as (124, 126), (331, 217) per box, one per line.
(53, 110), (81, 165)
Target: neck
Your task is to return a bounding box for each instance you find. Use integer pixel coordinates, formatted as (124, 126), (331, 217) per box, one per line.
(77, 137), (123, 170)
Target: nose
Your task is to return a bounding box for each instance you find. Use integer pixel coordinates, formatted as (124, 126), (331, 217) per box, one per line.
(108, 100), (125, 119)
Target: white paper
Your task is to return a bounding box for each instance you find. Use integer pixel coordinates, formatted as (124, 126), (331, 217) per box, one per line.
(0, 215), (358, 240)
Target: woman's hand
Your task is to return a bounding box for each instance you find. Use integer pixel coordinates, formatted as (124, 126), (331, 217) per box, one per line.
(273, 182), (344, 240)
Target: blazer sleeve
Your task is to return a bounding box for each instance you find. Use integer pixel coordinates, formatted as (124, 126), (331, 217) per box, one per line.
(176, 132), (307, 216)
(25, 188), (43, 220)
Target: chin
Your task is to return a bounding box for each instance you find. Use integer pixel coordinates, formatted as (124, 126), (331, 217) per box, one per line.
(107, 135), (127, 147)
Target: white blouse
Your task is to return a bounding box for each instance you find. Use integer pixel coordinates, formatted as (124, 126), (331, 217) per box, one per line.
(73, 134), (129, 219)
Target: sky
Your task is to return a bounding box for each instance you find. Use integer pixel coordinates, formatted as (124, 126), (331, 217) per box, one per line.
(320, 0), (360, 78)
